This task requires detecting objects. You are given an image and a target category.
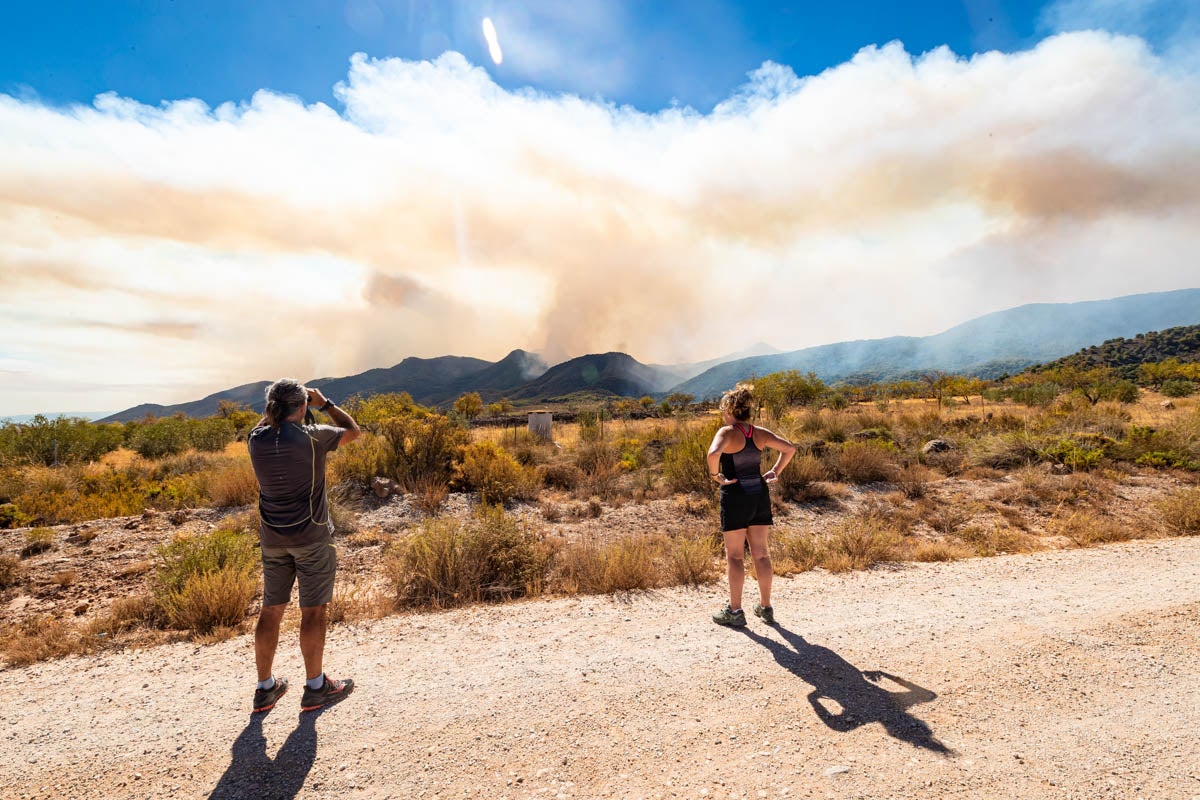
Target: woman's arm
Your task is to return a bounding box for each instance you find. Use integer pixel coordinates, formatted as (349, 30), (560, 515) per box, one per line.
(706, 426), (739, 486)
(756, 427), (797, 483)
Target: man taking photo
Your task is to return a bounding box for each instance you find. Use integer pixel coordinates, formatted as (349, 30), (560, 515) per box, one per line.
(246, 378), (361, 712)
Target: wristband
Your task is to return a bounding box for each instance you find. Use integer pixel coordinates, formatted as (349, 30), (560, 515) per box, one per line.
(317, 400), (335, 413)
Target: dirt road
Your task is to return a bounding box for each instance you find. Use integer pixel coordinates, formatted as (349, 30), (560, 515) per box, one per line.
(4, 536), (1199, 800)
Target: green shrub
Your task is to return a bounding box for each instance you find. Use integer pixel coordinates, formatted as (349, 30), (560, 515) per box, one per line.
(329, 432), (390, 485)
(456, 441), (539, 505)
(1162, 379), (1196, 398)
(21, 527), (54, 557)
(129, 418), (191, 459)
(189, 418), (237, 452)
(383, 506), (550, 608)
(662, 419), (721, 495)
(1040, 439), (1104, 471)
(378, 413), (469, 490)
(0, 502), (31, 529)
(0, 415), (123, 467)
(1135, 451), (1200, 470)
(151, 526), (258, 632)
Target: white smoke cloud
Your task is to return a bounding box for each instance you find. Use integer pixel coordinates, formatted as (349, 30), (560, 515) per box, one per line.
(1, 29), (1199, 414)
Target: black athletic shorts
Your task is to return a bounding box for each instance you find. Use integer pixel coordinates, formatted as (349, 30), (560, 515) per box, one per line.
(720, 485), (773, 532)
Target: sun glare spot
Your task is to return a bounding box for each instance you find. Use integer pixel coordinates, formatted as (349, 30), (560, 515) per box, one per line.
(482, 17), (503, 65)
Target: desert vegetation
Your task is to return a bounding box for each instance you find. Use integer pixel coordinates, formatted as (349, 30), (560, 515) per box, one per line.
(2, 362), (1200, 666)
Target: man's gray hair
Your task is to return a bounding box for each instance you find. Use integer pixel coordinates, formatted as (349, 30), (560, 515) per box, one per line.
(264, 378), (307, 427)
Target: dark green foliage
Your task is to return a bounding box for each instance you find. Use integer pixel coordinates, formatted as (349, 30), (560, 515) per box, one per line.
(1162, 379), (1196, 398)
(1034, 324), (1200, 382)
(129, 418), (191, 458)
(0, 416), (124, 467)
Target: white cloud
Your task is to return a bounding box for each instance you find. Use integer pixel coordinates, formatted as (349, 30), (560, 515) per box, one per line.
(1, 30), (1199, 414)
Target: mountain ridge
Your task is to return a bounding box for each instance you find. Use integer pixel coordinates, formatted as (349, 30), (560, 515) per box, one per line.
(96, 288), (1200, 422)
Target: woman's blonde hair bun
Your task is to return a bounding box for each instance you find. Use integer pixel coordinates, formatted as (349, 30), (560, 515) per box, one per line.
(719, 383), (755, 422)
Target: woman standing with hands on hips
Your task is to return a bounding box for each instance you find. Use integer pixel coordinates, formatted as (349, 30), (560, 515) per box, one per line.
(707, 383), (796, 627)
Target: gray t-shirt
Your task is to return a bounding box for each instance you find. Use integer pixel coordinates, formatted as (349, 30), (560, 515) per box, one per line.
(247, 422), (344, 548)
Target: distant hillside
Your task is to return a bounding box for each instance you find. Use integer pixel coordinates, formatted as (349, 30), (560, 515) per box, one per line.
(97, 289), (1200, 421)
(308, 355), (492, 408)
(1033, 324), (1200, 380)
(508, 352), (670, 401)
(669, 288), (1200, 398)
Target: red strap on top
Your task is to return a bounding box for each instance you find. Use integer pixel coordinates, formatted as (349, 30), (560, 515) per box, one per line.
(733, 423), (754, 438)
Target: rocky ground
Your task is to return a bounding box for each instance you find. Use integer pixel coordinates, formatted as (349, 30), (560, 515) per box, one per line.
(3, 532), (1199, 799)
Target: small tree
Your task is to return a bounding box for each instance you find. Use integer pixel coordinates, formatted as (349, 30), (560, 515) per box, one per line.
(666, 393), (694, 413)
(453, 392), (484, 421)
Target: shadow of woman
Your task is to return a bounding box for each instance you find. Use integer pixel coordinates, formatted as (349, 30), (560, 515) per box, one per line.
(207, 712), (319, 799)
(736, 624), (953, 755)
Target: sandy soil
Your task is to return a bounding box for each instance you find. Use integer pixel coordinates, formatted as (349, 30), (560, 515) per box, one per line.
(4, 534), (1199, 800)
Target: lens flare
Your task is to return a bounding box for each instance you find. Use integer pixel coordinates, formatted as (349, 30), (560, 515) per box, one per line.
(482, 17), (503, 65)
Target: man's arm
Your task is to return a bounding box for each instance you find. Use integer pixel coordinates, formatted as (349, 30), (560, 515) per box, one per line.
(307, 388), (360, 446)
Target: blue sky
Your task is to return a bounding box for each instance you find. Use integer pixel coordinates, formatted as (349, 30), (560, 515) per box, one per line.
(0, 0), (1102, 111)
(2, 1), (1199, 416)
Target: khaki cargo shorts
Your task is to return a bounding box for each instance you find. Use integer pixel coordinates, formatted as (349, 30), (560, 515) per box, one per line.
(261, 536), (337, 608)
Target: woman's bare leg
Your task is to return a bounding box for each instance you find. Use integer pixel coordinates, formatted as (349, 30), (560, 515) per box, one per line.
(747, 525), (772, 607)
(723, 529), (748, 609)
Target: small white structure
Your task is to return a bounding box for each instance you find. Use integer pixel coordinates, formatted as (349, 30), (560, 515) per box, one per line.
(528, 410), (553, 440)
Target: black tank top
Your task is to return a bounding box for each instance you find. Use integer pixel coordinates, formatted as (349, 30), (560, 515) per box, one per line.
(719, 423), (763, 495)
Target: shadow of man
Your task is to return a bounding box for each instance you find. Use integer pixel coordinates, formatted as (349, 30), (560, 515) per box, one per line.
(207, 712), (319, 799)
(737, 624), (952, 755)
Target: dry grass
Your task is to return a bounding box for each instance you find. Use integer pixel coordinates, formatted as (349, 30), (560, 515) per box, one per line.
(1049, 511), (1137, 547)
(954, 523), (1038, 557)
(903, 539), (975, 562)
(1, 616), (87, 666)
(897, 464), (933, 498)
(119, 560), (153, 578)
(86, 593), (159, 637)
(204, 459), (259, 507)
(673, 494), (713, 517)
(821, 515), (903, 572)
(52, 569), (77, 587)
(539, 501), (563, 523)
(666, 533), (721, 586)
(157, 569), (258, 634)
(346, 529), (393, 548)
(151, 527), (259, 634)
(0, 554), (24, 588)
(329, 582), (392, 624)
(410, 476), (450, 516)
(832, 442), (898, 484)
(773, 454), (829, 502)
(70, 528), (100, 544)
(329, 501), (361, 536)
(555, 536), (662, 594)
(382, 507), (552, 609)
(925, 504), (973, 535)
(769, 528), (822, 575)
(1157, 487), (1200, 535)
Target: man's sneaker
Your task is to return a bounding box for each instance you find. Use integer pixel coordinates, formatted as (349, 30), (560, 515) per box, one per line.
(300, 676), (354, 711)
(252, 677), (288, 713)
(712, 605), (747, 627)
(753, 603), (776, 625)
